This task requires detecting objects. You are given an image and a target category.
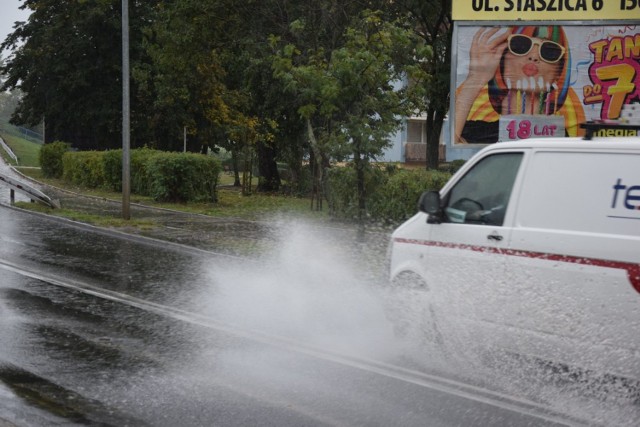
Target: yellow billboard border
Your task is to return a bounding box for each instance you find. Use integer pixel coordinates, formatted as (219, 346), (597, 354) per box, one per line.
(452, 0), (639, 21)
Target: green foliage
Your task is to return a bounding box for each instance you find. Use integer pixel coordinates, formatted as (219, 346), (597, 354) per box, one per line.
(147, 152), (221, 203)
(273, 9), (431, 220)
(273, 10), (428, 162)
(325, 165), (387, 220)
(4, 0), (453, 211)
(39, 141), (70, 178)
(387, 0), (453, 168)
(101, 149), (123, 191)
(131, 148), (161, 195)
(439, 159), (466, 174)
(0, 131), (41, 166)
(60, 148), (220, 203)
(62, 151), (105, 188)
(101, 148), (160, 194)
(282, 163), (313, 196)
(326, 165), (450, 223)
(1, 0), (162, 149)
(369, 168), (451, 223)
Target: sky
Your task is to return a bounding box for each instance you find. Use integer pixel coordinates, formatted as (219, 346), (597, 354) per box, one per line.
(0, 0), (30, 56)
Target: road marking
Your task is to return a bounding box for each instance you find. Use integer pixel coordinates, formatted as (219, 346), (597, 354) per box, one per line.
(0, 258), (590, 426)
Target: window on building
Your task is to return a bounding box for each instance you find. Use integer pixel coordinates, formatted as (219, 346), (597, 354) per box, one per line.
(407, 120), (424, 144)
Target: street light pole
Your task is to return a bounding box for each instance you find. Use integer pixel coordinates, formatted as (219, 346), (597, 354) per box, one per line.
(121, 0), (131, 220)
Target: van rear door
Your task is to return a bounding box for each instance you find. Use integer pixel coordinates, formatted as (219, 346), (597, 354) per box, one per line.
(505, 148), (640, 379)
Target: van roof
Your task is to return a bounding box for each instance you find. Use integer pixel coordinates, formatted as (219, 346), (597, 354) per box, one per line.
(480, 137), (640, 153)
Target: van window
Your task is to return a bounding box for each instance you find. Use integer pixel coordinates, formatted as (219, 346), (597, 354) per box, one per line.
(444, 153), (523, 226)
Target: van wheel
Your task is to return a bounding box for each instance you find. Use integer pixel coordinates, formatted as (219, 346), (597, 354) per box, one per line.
(388, 272), (444, 349)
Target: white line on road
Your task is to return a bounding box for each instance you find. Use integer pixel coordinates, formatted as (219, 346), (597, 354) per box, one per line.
(0, 258), (591, 427)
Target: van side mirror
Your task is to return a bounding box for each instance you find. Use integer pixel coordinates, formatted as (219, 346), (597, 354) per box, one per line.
(418, 191), (443, 224)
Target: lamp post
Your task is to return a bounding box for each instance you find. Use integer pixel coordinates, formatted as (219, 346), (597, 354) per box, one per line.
(122, 0), (131, 220)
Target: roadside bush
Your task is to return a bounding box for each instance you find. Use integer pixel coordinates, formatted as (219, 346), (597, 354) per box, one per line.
(279, 163), (313, 196)
(147, 152), (221, 203)
(62, 150), (104, 188)
(368, 168), (451, 223)
(101, 149), (122, 191)
(439, 159), (466, 174)
(59, 148), (221, 202)
(100, 148), (161, 193)
(39, 141), (70, 178)
(325, 165), (387, 220)
(130, 148), (160, 195)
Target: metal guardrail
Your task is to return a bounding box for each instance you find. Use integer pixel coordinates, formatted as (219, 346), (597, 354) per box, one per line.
(0, 137), (19, 164)
(0, 172), (59, 208)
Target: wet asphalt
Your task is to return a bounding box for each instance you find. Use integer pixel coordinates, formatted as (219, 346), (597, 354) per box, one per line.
(1, 164), (390, 261)
(0, 164), (392, 426)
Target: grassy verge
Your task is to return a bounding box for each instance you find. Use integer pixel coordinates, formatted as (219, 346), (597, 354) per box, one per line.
(13, 201), (157, 229)
(15, 165), (329, 224)
(0, 131), (41, 166)
(2, 133), (330, 225)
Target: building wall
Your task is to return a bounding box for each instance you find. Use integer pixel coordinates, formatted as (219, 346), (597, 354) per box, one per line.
(383, 116), (452, 164)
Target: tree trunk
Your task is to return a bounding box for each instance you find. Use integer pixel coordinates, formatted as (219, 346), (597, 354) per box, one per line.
(307, 119), (324, 211)
(354, 151), (366, 223)
(425, 107), (445, 170)
(231, 149), (241, 187)
(241, 143), (254, 196)
(255, 140), (280, 192)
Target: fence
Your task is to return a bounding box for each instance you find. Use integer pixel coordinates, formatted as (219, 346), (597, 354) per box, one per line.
(0, 123), (43, 144)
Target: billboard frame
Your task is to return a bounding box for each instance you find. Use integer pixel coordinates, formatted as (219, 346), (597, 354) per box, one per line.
(447, 19), (640, 161)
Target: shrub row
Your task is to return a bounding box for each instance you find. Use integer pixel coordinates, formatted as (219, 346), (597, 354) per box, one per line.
(39, 141), (70, 178)
(42, 143), (220, 203)
(326, 165), (452, 224)
(40, 141), (454, 220)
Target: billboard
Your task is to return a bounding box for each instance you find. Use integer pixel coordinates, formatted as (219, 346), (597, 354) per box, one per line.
(452, 1), (637, 21)
(453, 24), (640, 144)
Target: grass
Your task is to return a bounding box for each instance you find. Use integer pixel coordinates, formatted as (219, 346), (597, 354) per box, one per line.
(15, 166), (328, 222)
(0, 131), (332, 225)
(0, 130), (42, 166)
(14, 201), (157, 229)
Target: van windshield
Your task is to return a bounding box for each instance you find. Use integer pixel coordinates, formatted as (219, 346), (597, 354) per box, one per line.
(444, 152), (523, 226)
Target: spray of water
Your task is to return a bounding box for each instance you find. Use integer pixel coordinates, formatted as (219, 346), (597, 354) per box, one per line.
(201, 219), (400, 360)
(190, 218), (640, 425)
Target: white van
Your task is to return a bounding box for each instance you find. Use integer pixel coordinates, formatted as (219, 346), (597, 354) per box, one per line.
(388, 135), (640, 384)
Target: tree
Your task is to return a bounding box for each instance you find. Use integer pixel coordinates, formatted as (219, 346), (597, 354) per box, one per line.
(391, 0), (452, 169)
(1, 0), (155, 149)
(253, 0), (394, 195)
(0, 59), (19, 123)
(273, 11), (429, 220)
(144, 0), (280, 193)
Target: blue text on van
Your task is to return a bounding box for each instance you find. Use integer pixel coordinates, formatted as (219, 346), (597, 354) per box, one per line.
(612, 179), (640, 210)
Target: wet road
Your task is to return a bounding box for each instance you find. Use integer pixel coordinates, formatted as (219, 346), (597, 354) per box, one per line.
(0, 206), (634, 426)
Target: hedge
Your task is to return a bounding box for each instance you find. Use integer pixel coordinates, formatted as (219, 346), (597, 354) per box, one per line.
(147, 152), (220, 203)
(62, 151), (105, 188)
(101, 148), (159, 194)
(326, 165), (451, 224)
(56, 147), (221, 203)
(325, 166), (387, 220)
(39, 141), (70, 178)
(41, 142), (451, 220)
(368, 168), (451, 223)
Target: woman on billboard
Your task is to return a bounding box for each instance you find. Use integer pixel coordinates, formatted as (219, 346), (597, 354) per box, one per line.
(454, 25), (585, 144)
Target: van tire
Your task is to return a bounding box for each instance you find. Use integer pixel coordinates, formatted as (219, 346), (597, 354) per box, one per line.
(388, 272), (444, 349)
